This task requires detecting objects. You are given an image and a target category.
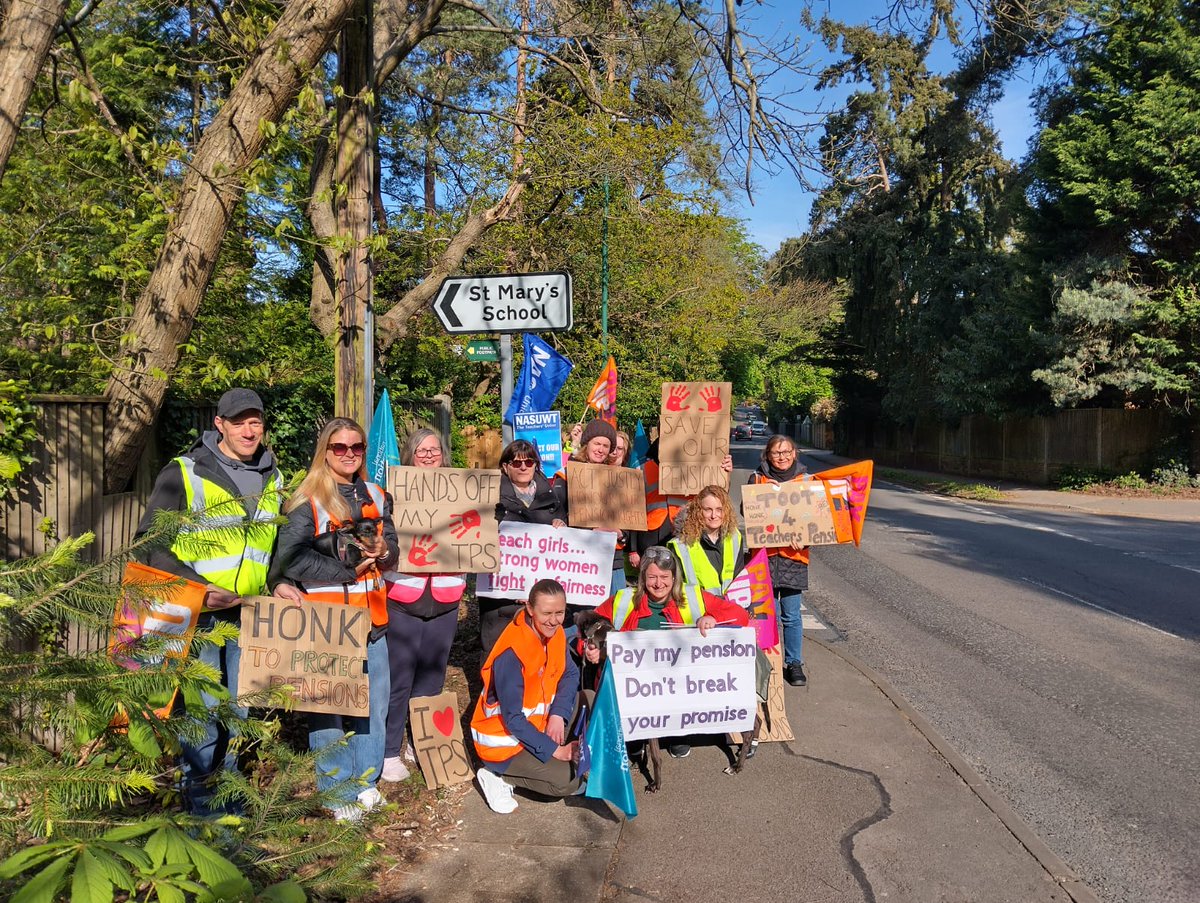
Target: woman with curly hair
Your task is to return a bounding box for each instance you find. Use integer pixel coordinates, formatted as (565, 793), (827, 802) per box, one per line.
(667, 485), (745, 594)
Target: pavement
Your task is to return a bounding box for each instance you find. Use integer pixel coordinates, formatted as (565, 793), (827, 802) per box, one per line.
(380, 452), (1200, 903)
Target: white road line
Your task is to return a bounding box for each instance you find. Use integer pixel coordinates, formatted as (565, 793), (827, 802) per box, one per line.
(1019, 576), (1183, 640)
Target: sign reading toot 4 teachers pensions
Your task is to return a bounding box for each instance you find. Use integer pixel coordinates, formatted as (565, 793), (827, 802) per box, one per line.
(239, 597), (370, 716)
(741, 479), (845, 547)
(388, 465), (502, 572)
(658, 381), (732, 494)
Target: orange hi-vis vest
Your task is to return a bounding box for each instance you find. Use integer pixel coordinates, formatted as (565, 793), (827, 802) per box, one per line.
(749, 472), (811, 566)
(299, 482), (389, 627)
(643, 459), (688, 532)
(470, 610), (567, 764)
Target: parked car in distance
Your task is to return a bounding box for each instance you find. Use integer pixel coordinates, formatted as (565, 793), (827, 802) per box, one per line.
(751, 420), (768, 436)
(732, 423), (752, 441)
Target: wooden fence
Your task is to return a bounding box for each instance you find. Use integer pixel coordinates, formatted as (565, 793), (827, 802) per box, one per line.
(844, 408), (1190, 484)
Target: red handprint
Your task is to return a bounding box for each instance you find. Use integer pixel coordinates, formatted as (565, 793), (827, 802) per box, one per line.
(407, 534), (440, 568)
(450, 509), (482, 539)
(699, 385), (723, 412)
(665, 384), (692, 412)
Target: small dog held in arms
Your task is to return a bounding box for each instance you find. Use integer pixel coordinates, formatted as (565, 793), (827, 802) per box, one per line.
(575, 610), (668, 792)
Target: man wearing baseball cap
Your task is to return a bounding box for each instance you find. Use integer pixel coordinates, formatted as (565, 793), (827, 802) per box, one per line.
(134, 388), (300, 815)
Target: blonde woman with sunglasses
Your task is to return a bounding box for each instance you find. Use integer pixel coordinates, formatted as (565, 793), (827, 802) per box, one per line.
(478, 439), (567, 657)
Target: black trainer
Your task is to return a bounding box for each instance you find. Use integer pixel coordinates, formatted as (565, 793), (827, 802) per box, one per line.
(667, 743), (691, 758)
(784, 662), (808, 686)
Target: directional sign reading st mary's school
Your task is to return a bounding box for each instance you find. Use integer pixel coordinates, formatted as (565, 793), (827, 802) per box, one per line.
(431, 271), (573, 335)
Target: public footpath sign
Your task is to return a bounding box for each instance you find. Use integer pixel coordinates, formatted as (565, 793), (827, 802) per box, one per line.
(465, 339), (500, 361)
(432, 271), (573, 334)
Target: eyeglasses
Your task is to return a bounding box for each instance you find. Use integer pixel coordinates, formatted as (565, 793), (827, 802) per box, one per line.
(768, 448), (795, 458)
(507, 458), (536, 469)
(329, 442), (366, 457)
(413, 447), (442, 459)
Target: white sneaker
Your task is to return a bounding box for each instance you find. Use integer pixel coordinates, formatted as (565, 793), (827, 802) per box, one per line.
(331, 802), (365, 823)
(381, 756), (411, 782)
(476, 768), (518, 814)
(357, 786), (385, 811)
(402, 742), (416, 764)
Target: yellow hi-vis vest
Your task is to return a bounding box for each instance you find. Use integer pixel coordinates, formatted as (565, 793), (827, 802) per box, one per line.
(669, 532), (742, 593)
(610, 585), (707, 630)
(169, 456), (283, 597)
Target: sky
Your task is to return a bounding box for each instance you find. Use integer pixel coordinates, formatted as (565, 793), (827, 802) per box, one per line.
(725, 1), (1046, 255)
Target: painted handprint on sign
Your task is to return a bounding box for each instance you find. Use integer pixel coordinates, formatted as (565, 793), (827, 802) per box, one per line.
(449, 509), (482, 539)
(665, 384), (692, 412)
(407, 534), (440, 568)
(699, 384), (723, 412)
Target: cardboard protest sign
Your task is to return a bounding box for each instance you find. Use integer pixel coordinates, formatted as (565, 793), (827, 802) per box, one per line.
(814, 460), (874, 545)
(609, 627), (757, 741)
(239, 597), (370, 716)
(564, 462), (647, 531)
(729, 648), (794, 745)
(658, 381), (732, 495)
(388, 465), (502, 573)
(723, 549), (779, 650)
(742, 479), (842, 547)
(409, 691), (474, 790)
(477, 522), (617, 607)
(513, 410), (563, 475)
(110, 562), (206, 670)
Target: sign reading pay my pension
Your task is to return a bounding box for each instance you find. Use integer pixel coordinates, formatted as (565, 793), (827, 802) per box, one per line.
(742, 479), (841, 547)
(388, 465), (502, 572)
(659, 381), (732, 494)
(239, 597), (370, 716)
(477, 522), (617, 607)
(609, 628), (757, 741)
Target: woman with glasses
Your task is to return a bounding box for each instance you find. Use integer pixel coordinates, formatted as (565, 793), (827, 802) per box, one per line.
(478, 439), (567, 657)
(588, 546), (749, 758)
(668, 485), (745, 594)
(269, 417), (399, 820)
(379, 428), (468, 784)
(747, 435), (809, 687)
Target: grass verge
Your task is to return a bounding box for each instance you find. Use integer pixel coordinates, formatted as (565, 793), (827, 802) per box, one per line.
(876, 467), (1005, 501)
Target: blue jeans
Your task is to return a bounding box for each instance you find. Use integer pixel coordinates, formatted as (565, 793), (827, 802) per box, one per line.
(180, 611), (247, 816)
(777, 590), (804, 666)
(309, 633), (390, 807)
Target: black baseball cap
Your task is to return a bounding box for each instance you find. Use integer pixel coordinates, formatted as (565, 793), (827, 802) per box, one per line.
(216, 388), (264, 419)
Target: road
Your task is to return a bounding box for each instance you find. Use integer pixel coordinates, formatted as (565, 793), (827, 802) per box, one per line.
(728, 438), (1200, 903)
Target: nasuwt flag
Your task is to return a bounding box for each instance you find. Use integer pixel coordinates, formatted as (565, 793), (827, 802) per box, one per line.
(504, 334), (574, 424)
(583, 662), (637, 818)
(723, 548), (778, 650)
(585, 356), (618, 424)
(629, 419), (649, 469)
(814, 460), (874, 546)
(367, 389), (402, 486)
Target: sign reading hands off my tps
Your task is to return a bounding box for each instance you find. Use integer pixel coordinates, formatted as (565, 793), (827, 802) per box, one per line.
(387, 465), (502, 572)
(659, 381), (732, 494)
(609, 627), (757, 741)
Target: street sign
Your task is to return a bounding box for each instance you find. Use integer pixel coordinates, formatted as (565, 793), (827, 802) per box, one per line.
(431, 271), (572, 335)
(465, 340), (499, 362)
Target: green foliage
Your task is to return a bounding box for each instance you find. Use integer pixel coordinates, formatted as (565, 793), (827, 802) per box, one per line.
(1150, 459), (1195, 488)
(0, 517), (379, 901)
(1053, 465), (1117, 490)
(0, 379), (39, 491)
(1110, 471), (1149, 490)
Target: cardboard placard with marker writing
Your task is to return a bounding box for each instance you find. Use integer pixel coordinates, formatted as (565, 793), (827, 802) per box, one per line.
(741, 479), (843, 547)
(564, 462), (647, 531)
(388, 465), (502, 573)
(409, 691), (474, 790)
(658, 381), (732, 494)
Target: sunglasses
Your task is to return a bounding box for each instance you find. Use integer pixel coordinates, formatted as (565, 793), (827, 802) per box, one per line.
(507, 458), (536, 469)
(329, 441), (366, 457)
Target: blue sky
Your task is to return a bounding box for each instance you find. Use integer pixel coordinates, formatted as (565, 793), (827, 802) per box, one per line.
(727, 1), (1045, 255)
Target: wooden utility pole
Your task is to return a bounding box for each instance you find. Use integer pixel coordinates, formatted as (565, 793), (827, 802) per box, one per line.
(334, 0), (375, 426)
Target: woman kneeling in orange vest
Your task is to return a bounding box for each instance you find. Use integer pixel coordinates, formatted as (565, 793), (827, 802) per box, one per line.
(471, 579), (587, 814)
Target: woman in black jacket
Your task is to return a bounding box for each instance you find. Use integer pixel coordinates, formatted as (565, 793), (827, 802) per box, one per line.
(478, 439), (566, 657)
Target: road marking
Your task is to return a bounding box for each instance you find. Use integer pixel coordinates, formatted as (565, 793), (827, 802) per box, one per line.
(801, 601), (831, 633)
(1019, 576), (1183, 640)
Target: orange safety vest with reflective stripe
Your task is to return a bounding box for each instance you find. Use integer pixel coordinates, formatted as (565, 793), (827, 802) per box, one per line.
(749, 472), (810, 566)
(668, 531), (743, 593)
(299, 482), (390, 627)
(470, 610), (567, 764)
(642, 460), (689, 532)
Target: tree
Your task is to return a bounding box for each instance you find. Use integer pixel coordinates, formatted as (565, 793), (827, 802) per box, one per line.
(0, 0), (68, 182)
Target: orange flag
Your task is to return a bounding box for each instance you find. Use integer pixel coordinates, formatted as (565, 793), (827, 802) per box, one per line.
(586, 356), (618, 420)
(814, 460), (874, 546)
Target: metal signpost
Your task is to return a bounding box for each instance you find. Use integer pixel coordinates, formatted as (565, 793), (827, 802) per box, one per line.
(431, 272), (574, 442)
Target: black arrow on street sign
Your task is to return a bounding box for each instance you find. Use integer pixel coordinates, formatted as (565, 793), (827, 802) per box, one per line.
(436, 281), (463, 328)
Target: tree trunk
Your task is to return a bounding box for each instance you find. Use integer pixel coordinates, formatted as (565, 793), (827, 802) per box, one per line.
(0, 0), (68, 184)
(334, 0), (374, 426)
(102, 0), (357, 493)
